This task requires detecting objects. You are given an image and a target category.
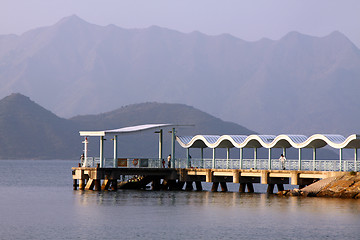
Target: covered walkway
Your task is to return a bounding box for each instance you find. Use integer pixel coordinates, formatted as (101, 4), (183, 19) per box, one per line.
(176, 134), (360, 172)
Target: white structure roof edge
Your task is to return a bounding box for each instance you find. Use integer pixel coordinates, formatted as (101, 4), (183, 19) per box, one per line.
(80, 123), (176, 136)
(176, 134), (360, 149)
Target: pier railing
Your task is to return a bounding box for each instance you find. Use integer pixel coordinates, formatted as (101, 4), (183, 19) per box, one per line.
(80, 157), (359, 172)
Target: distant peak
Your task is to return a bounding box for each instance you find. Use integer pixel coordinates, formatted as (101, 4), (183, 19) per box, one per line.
(325, 30), (350, 41)
(56, 15), (89, 26)
(281, 31), (308, 39)
(5, 93), (30, 101)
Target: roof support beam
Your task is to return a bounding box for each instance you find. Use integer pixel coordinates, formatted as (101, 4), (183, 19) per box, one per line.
(100, 136), (104, 168)
(227, 148), (230, 169)
(113, 135), (118, 168)
(212, 148), (216, 169)
(268, 148), (272, 170)
(171, 128), (175, 168)
(339, 148), (343, 171)
(254, 148), (257, 170)
(298, 148), (302, 170)
(355, 148), (358, 172)
(239, 148), (243, 169)
(313, 148), (316, 171)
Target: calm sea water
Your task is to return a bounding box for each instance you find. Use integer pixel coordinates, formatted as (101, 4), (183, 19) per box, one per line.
(0, 160), (359, 240)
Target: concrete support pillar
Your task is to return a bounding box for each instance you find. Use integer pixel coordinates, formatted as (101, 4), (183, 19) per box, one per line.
(212, 148), (216, 169)
(220, 182), (228, 192)
(339, 148), (343, 171)
(239, 148), (243, 169)
(268, 148), (272, 170)
(246, 183), (254, 193)
(111, 179), (118, 191)
(113, 135), (118, 168)
(94, 179), (101, 191)
(73, 179), (78, 190)
(100, 136), (104, 168)
(211, 182), (219, 192)
(206, 170), (213, 182)
(185, 181), (193, 191)
(276, 184), (284, 191)
(267, 184), (275, 194)
(239, 183), (246, 193)
(195, 181), (203, 191)
(177, 181), (185, 190)
(101, 179), (111, 190)
(254, 148), (257, 169)
(232, 170), (240, 183)
(78, 179), (85, 190)
(313, 148), (316, 171)
(152, 179), (161, 191)
(85, 179), (94, 190)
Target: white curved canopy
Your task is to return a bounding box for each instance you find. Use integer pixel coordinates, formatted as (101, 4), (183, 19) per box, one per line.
(176, 134), (360, 149)
(80, 123), (175, 136)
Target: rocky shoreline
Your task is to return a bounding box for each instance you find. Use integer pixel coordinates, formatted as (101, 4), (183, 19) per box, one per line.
(278, 172), (360, 199)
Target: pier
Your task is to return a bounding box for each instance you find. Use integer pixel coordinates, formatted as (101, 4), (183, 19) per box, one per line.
(72, 124), (360, 193)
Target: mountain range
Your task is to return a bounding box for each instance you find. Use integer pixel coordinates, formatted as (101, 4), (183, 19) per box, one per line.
(1, 15), (360, 136)
(0, 93), (256, 159)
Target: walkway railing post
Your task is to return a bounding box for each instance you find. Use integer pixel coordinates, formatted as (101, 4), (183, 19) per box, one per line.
(212, 148), (216, 169)
(268, 148), (272, 170)
(339, 148), (343, 171)
(240, 148), (243, 169)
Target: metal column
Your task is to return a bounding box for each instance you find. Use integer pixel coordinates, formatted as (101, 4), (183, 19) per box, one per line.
(313, 148), (316, 171)
(227, 148), (230, 169)
(200, 148), (204, 168)
(158, 129), (163, 161)
(171, 128), (175, 168)
(268, 148), (272, 170)
(339, 148), (343, 171)
(298, 148), (302, 170)
(186, 148), (190, 168)
(254, 148), (257, 169)
(212, 148), (216, 169)
(113, 135), (118, 168)
(100, 136), (104, 168)
(240, 148), (243, 169)
(355, 148), (358, 172)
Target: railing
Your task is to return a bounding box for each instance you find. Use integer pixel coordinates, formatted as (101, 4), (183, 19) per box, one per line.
(80, 157), (359, 172)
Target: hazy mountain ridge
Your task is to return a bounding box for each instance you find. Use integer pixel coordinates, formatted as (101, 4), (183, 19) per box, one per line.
(0, 94), (256, 159)
(1, 15), (360, 135)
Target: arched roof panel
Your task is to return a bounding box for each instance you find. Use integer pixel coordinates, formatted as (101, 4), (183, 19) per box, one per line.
(176, 134), (360, 150)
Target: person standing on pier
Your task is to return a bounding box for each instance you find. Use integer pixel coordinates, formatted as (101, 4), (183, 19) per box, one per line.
(167, 154), (171, 168)
(279, 154), (286, 170)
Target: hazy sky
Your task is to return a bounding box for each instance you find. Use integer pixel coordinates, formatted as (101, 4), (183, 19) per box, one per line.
(1, 0), (360, 47)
